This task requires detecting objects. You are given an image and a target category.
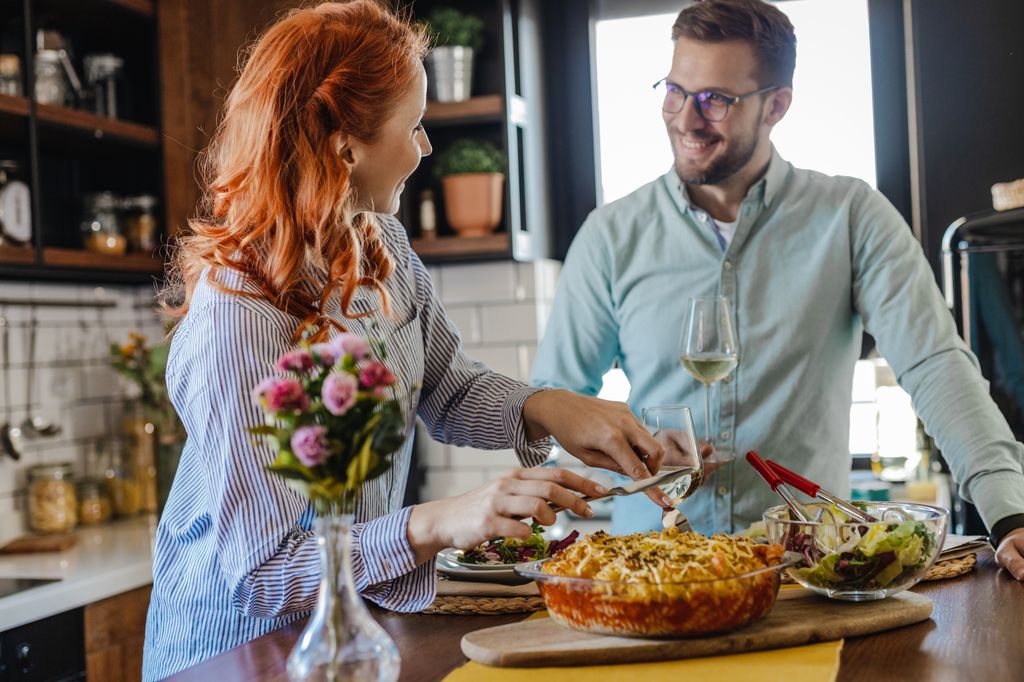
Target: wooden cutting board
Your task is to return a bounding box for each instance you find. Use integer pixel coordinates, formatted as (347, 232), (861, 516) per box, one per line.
(462, 590), (932, 667)
(0, 533), (77, 554)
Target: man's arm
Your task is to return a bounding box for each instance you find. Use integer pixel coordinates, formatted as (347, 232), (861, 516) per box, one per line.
(849, 184), (1024, 559)
(531, 215), (621, 395)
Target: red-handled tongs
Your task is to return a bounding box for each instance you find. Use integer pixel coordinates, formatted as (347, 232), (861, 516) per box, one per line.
(763, 458), (876, 523)
(745, 451), (812, 523)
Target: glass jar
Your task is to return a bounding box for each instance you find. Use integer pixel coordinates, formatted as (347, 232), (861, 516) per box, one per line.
(0, 54), (22, 96)
(84, 53), (125, 119)
(28, 463), (78, 533)
(105, 464), (141, 517)
(33, 49), (66, 106)
(123, 194), (159, 252)
(76, 479), (113, 525)
(0, 160), (32, 246)
(81, 192), (126, 255)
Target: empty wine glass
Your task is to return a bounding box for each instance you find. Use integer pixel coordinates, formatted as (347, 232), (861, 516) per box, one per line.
(680, 295), (738, 454)
(641, 406), (704, 531)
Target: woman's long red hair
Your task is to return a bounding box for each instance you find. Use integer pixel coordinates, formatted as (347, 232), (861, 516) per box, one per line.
(163, 1), (429, 342)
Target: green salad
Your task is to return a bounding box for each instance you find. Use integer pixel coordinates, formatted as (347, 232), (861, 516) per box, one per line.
(457, 523), (578, 565)
(785, 509), (937, 591)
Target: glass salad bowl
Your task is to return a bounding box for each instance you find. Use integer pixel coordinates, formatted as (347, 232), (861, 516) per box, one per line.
(514, 551), (800, 638)
(763, 501), (948, 601)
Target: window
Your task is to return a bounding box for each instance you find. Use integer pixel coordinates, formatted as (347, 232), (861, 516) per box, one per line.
(593, 0), (877, 204)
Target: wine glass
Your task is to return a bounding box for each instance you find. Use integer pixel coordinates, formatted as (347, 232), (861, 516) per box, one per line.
(680, 295), (738, 453)
(641, 406), (704, 531)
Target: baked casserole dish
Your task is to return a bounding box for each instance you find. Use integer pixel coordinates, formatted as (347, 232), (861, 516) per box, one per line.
(514, 528), (796, 637)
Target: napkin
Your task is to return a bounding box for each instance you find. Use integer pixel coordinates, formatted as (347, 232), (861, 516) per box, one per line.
(939, 534), (989, 562)
(445, 612), (843, 682)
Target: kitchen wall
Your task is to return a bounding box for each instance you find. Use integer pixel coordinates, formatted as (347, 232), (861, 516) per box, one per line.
(0, 259), (560, 540)
(417, 259), (565, 502)
(0, 282), (164, 544)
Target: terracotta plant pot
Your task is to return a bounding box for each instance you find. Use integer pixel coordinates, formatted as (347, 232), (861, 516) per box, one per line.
(442, 172), (504, 237)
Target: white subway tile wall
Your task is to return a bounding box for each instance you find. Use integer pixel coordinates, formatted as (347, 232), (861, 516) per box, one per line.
(0, 282), (165, 543)
(417, 260), (563, 502)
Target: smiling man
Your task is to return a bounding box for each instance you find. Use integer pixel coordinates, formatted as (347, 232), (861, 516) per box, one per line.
(532, 0), (1024, 580)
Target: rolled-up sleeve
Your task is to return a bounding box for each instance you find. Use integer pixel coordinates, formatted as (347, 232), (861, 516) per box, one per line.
(189, 301), (435, 617)
(407, 248), (551, 467)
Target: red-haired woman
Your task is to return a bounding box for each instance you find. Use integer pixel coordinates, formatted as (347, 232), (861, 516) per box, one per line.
(142, 2), (667, 678)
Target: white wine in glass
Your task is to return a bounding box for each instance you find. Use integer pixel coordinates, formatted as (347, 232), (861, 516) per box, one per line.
(680, 296), (738, 448)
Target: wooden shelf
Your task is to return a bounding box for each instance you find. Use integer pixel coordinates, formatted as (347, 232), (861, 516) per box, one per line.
(411, 232), (511, 262)
(424, 95), (504, 126)
(36, 103), (160, 148)
(0, 245), (36, 266)
(105, 0), (155, 16)
(0, 94), (30, 118)
(42, 247), (163, 274)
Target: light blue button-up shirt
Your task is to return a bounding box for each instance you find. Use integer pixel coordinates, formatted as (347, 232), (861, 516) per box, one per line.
(533, 150), (1024, 535)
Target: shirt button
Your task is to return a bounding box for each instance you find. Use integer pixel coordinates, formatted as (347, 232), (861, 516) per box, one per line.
(719, 430), (731, 441)
(698, 212), (708, 222)
(723, 260), (733, 271)
(716, 485), (729, 496)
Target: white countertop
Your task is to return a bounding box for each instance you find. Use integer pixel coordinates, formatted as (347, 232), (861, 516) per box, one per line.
(0, 516), (155, 631)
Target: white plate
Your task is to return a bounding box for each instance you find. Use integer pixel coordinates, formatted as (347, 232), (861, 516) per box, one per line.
(435, 556), (531, 585)
(436, 547), (538, 571)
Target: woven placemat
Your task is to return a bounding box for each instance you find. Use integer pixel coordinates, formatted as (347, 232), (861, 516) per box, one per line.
(780, 552), (977, 585)
(922, 552), (976, 581)
(423, 595), (547, 615)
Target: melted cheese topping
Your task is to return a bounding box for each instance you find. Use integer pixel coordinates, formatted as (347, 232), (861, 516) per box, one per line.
(542, 528), (784, 584)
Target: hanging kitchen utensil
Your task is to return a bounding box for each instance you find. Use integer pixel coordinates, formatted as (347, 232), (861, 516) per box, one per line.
(0, 316), (22, 460)
(20, 312), (61, 438)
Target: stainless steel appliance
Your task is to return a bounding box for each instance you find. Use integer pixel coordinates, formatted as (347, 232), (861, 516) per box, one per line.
(942, 206), (1024, 534)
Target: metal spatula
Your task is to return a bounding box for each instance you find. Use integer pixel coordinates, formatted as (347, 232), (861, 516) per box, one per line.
(548, 466), (697, 514)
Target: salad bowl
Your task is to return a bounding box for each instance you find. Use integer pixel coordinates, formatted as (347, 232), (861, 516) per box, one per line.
(763, 501), (948, 601)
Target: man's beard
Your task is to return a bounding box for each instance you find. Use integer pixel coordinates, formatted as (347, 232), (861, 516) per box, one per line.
(674, 128), (759, 186)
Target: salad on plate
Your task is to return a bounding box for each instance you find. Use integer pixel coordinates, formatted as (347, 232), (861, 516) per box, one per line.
(456, 523), (579, 566)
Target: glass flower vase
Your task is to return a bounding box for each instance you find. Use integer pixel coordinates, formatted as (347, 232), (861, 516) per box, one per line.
(287, 511), (401, 681)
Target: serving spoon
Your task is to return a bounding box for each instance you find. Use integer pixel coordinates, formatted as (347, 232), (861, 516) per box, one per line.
(19, 315), (61, 438)
(0, 316), (22, 460)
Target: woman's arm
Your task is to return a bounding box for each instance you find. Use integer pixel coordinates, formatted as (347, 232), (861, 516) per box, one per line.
(182, 299), (434, 614)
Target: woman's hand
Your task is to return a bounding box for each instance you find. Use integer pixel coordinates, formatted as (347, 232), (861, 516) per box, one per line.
(407, 467), (604, 565)
(522, 389), (670, 507)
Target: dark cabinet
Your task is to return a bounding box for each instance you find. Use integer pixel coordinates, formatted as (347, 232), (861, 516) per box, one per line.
(0, 607), (86, 681)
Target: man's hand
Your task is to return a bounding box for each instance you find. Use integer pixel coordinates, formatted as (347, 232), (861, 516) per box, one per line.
(995, 527), (1024, 580)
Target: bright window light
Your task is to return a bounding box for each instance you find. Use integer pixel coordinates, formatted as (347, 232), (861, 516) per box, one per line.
(593, 0), (877, 204)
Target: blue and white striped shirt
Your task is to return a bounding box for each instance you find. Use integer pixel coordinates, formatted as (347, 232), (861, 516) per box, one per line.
(142, 216), (550, 680)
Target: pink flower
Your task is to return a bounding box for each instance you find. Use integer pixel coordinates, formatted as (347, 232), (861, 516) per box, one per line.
(322, 372), (359, 415)
(359, 361), (396, 394)
(254, 377), (309, 413)
(276, 349), (315, 374)
(291, 425), (330, 467)
(329, 333), (371, 361)
(310, 343), (339, 367)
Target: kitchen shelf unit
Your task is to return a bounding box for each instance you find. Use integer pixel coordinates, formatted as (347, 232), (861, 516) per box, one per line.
(0, 0), (165, 284)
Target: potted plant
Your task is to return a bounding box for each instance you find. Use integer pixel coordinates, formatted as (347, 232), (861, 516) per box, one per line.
(433, 139), (506, 237)
(424, 6), (484, 102)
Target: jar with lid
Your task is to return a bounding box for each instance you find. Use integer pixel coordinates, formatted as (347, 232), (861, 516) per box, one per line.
(0, 160), (32, 247)
(80, 192), (126, 255)
(84, 53), (125, 119)
(123, 194), (159, 252)
(0, 54), (22, 96)
(76, 479), (113, 525)
(28, 463), (78, 533)
(419, 189), (437, 239)
(34, 49), (67, 106)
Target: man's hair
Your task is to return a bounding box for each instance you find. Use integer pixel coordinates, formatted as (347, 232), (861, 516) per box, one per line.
(672, 0), (797, 87)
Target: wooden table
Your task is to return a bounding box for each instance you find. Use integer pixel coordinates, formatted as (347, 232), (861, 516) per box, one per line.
(168, 551), (1023, 681)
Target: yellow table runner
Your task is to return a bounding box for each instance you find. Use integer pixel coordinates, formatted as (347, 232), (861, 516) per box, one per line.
(445, 610), (844, 682)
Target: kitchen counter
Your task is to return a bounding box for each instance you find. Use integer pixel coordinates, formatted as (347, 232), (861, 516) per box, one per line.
(0, 516), (155, 631)
(167, 550), (1024, 681)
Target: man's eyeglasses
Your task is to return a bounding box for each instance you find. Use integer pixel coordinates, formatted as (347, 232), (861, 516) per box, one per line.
(652, 79), (780, 122)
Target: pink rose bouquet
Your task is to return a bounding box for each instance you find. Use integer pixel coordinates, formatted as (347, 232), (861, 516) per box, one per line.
(249, 333), (405, 512)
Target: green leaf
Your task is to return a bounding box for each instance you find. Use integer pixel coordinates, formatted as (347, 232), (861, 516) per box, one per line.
(267, 461), (314, 482)
(249, 425), (278, 437)
(346, 437), (379, 491)
(433, 139), (505, 179)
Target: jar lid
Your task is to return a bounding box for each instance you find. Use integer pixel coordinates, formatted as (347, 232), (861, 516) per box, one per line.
(0, 160), (20, 172)
(28, 462), (74, 480)
(76, 479), (107, 496)
(84, 191), (120, 211)
(0, 54), (20, 73)
(35, 49), (61, 63)
(128, 194), (159, 210)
